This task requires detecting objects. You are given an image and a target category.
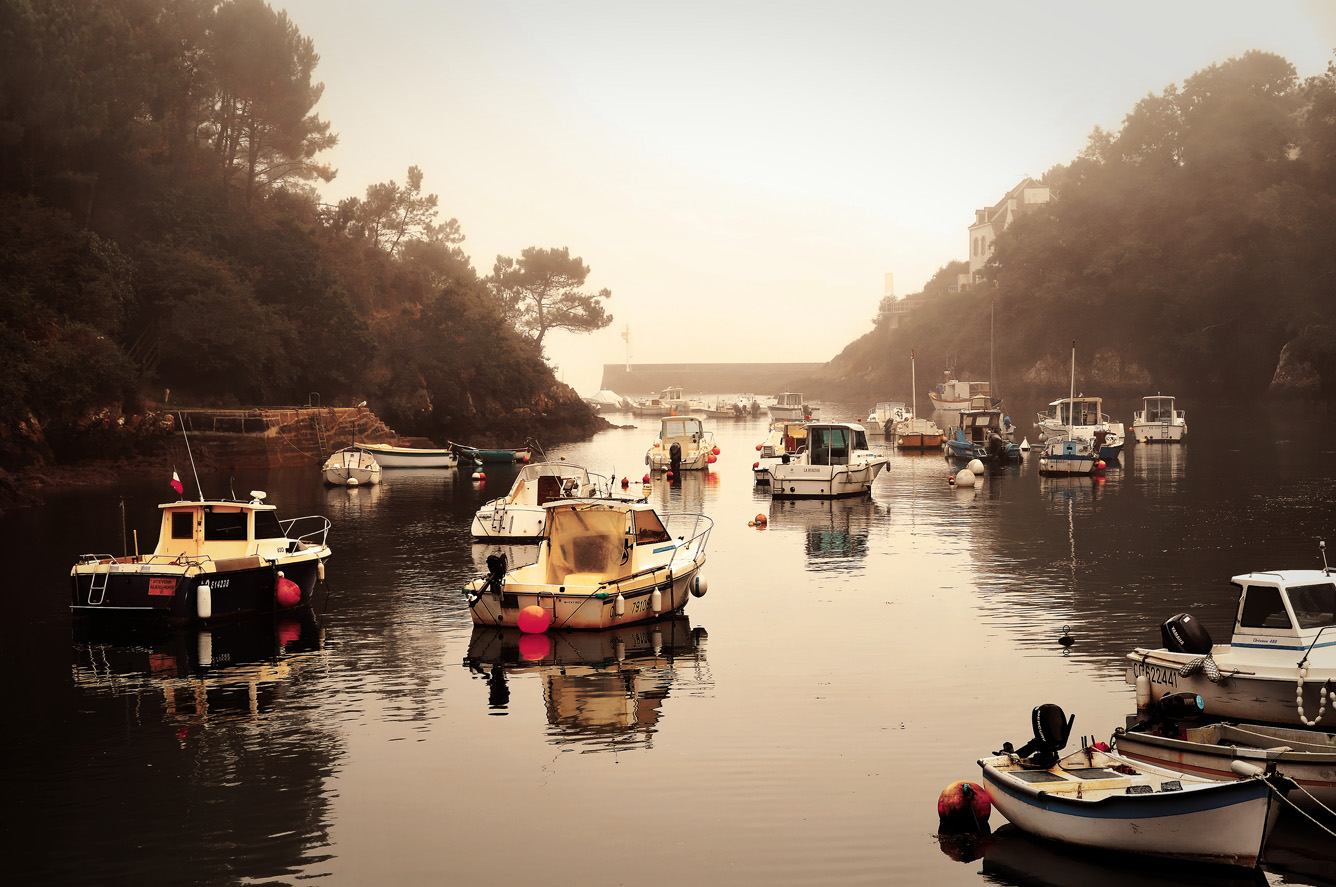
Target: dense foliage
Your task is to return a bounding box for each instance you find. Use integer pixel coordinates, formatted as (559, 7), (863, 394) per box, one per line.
(0, 0), (597, 466)
(825, 50), (1336, 401)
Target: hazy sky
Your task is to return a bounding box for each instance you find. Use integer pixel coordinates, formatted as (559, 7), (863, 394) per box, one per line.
(279, 0), (1336, 394)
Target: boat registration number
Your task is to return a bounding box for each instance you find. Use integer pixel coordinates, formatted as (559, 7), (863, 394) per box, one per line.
(148, 577), (176, 597)
(1128, 661), (1178, 688)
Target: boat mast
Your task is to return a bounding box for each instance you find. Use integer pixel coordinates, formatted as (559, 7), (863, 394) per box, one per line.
(1068, 340), (1076, 428)
(911, 349), (917, 418)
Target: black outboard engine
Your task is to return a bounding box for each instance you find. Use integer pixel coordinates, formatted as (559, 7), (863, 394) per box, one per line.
(1157, 692), (1206, 720)
(1161, 613), (1212, 655)
(1012, 703), (1074, 769)
(669, 441), (682, 474)
(484, 553), (507, 595)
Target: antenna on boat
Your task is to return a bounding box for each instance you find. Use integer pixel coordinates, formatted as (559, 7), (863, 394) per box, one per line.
(177, 411), (204, 501)
(1322, 540), (1329, 576)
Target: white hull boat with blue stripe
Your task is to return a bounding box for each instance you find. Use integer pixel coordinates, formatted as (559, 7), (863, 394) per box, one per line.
(980, 745), (1285, 868)
(465, 499), (711, 630)
(1127, 565), (1336, 727)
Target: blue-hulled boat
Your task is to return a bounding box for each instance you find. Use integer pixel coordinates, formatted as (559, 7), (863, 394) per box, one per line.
(944, 408), (1020, 461)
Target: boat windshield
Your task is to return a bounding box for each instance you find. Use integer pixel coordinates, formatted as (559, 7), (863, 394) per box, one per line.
(661, 418), (702, 439)
(1288, 583), (1336, 629)
(254, 510), (285, 539)
(1144, 398), (1174, 421)
(809, 427), (851, 465)
(1239, 586), (1294, 630)
(204, 510), (248, 541)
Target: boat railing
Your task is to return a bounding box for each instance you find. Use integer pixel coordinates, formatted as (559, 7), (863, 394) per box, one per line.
(661, 512), (714, 561)
(281, 514), (332, 548)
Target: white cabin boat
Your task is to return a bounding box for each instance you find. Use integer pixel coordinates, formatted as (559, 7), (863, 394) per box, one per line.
(753, 420), (806, 484)
(866, 401), (909, 435)
(1036, 436), (1099, 476)
(464, 499), (712, 630)
(322, 447), (382, 486)
(630, 385), (688, 417)
(929, 378), (994, 412)
(1132, 395), (1187, 443)
(646, 415), (718, 471)
(70, 493), (331, 623)
(471, 462), (629, 540)
(1035, 396), (1125, 462)
(766, 422), (887, 498)
(768, 392), (817, 421)
(350, 442), (458, 469)
(1127, 559), (1336, 727)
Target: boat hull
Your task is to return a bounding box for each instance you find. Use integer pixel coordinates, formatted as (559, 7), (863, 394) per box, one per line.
(70, 551), (326, 623)
(768, 461), (886, 498)
(466, 562), (704, 630)
(1127, 651), (1336, 727)
(896, 433), (943, 450)
(1133, 422), (1187, 442)
(352, 444), (458, 468)
(980, 755), (1279, 868)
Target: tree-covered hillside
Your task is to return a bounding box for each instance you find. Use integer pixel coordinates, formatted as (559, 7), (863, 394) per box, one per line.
(0, 0), (605, 468)
(821, 51), (1336, 402)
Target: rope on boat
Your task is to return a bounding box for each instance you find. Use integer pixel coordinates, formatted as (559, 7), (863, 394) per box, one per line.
(1179, 655), (1223, 683)
(1263, 776), (1336, 838)
(1295, 662), (1336, 726)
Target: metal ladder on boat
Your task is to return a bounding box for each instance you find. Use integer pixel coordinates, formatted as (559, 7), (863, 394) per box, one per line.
(490, 506), (508, 535)
(87, 561), (113, 605)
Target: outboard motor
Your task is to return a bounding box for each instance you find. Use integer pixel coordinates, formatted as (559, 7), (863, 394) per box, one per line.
(1161, 613), (1212, 655)
(987, 433), (1006, 459)
(669, 441), (682, 474)
(484, 553), (507, 596)
(1010, 703), (1074, 769)
(1157, 692), (1206, 720)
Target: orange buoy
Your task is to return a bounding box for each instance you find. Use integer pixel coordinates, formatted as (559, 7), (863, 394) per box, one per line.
(755, 443), (762, 451)
(276, 576), (302, 608)
(712, 446), (720, 455)
(754, 513), (767, 526)
(517, 605), (550, 634)
(937, 781), (991, 833)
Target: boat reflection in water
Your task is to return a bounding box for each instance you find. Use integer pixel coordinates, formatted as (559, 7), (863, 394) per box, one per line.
(72, 607), (326, 726)
(463, 616), (709, 752)
(766, 496), (877, 569)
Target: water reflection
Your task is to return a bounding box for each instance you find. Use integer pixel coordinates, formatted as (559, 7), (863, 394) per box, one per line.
(1130, 440), (1188, 487)
(765, 496), (877, 568)
(463, 616), (710, 752)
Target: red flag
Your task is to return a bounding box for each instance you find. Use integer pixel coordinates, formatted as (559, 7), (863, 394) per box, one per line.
(170, 470), (184, 494)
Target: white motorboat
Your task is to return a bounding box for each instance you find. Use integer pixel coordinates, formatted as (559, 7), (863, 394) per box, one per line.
(646, 415), (718, 472)
(766, 422), (887, 498)
(463, 499), (712, 630)
(1036, 435), (1099, 476)
(768, 392), (817, 421)
(471, 461), (634, 540)
(929, 377), (995, 412)
(752, 420), (807, 484)
(980, 704), (1288, 869)
(866, 401), (909, 435)
(630, 385), (689, 417)
(1127, 550), (1336, 727)
(1113, 720), (1336, 809)
(70, 492), (331, 623)
(1036, 396), (1126, 461)
(322, 447), (382, 486)
(350, 442), (459, 469)
(1133, 394), (1187, 443)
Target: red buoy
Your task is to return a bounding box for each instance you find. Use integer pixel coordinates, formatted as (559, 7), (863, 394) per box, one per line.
(276, 576), (302, 608)
(621, 477), (629, 488)
(937, 781), (991, 833)
(517, 605), (550, 634)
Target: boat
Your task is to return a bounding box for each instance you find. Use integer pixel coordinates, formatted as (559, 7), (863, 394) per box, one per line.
(350, 441), (458, 469)
(1112, 719), (1336, 809)
(70, 491), (332, 623)
(768, 392), (817, 421)
(1126, 551), (1336, 727)
(1035, 343), (1126, 462)
(463, 498), (712, 630)
(929, 377), (996, 412)
(944, 408), (1020, 461)
(866, 401), (909, 435)
(1037, 435), (1100, 476)
(695, 396), (747, 418)
(584, 389), (631, 412)
(321, 446), (382, 486)
(1133, 395), (1187, 443)
(895, 417), (945, 450)
(645, 415), (718, 472)
(630, 385), (689, 417)
(451, 440), (536, 464)
(765, 422), (888, 498)
(979, 704), (1289, 869)
(471, 461), (631, 540)
(753, 420), (807, 484)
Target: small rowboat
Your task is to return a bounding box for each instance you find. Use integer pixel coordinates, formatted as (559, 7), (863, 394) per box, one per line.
(451, 442), (534, 464)
(980, 704), (1290, 869)
(349, 442), (458, 469)
(322, 447), (382, 486)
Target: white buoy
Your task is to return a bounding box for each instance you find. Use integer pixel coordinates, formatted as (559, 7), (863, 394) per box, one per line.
(317, 559), (326, 581)
(690, 575), (708, 598)
(967, 458), (985, 475)
(196, 582), (212, 620)
(1135, 674), (1151, 709)
(651, 588), (663, 613)
(954, 468), (976, 488)
(615, 593), (626, 617)
(197, 630), (213, 667)
(347, 477), (359, 487)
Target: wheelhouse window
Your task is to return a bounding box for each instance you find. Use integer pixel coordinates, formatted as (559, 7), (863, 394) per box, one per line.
(809, 427), (851, 465)
(204, 510), (248, 541)
(1239, 586), (1294, 630)
(254, 510), (285, 540)
(1288, 583), (1336, 629)
(635, 510), (671, 545)
(171, 512), (194, 539)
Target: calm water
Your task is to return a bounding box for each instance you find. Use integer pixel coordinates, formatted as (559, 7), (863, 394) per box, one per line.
(6, 397), (1336, 886)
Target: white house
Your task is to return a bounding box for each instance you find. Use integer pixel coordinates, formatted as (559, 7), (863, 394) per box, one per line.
(967, 177), (1051, 283)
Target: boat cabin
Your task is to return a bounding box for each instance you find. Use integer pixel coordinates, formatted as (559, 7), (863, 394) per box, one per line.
(153, 495), (294, 562)
(1138, 396), (1181, 424)
(657, 415), (706, 446)
(1230, 572), (1336, 653)
(955, 409), (1006, 445)
(804, 423), (870, 465)
(504, 462), (596, 505)
(774, 392), (805, 408)
(541, 501), (674, 585)
(760, 421), (807, 457)
(938, 380), (991, 402)
(1046, 396), (1108, 427)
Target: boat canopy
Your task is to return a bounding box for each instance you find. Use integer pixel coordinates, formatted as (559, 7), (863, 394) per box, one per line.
(1233, 574), (1336, 635)
(155, 499), (284, 559)
(659, 416), (704, 438)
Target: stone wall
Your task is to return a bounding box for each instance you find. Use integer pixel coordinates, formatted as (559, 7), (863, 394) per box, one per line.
(177, 407), (403, 469)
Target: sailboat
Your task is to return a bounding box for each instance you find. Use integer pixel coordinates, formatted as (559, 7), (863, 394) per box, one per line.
(1034, 340), (1125, 463)
(896, 350), (944, 450)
